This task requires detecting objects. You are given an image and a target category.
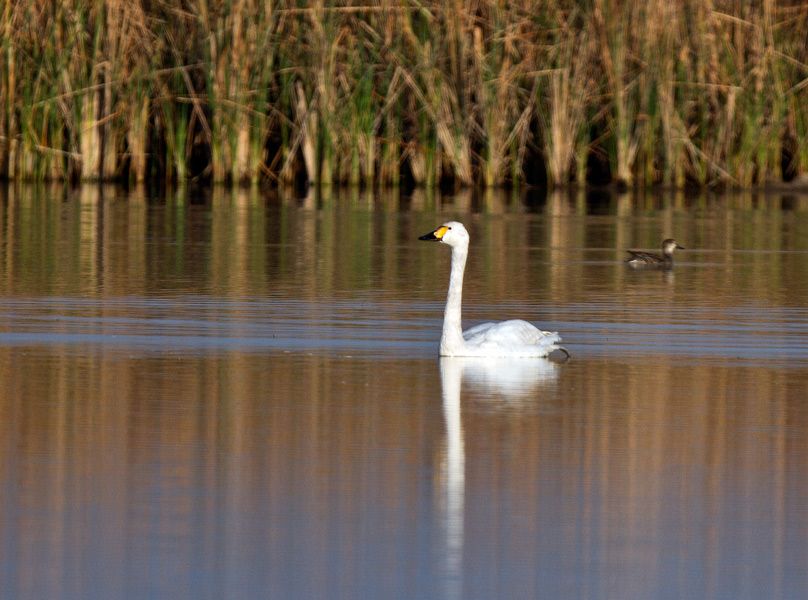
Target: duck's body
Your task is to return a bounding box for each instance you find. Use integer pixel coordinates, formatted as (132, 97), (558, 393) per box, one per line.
(625, 238), (685, 268)
(419, 222), (566, 358)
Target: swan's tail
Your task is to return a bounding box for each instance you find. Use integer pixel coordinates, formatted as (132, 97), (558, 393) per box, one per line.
(551, 346), (571, 361)
(542, 330), (570, 360)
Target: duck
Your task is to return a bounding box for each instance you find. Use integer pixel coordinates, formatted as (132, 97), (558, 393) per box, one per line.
(419, 221), (568, 358)
(625, 238), (685, 268)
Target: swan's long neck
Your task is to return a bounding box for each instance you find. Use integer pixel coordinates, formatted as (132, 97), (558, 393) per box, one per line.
(441, 243), (468, 356)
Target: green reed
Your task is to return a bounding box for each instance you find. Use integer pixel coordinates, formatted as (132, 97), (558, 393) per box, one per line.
(0, 0), (806, 189)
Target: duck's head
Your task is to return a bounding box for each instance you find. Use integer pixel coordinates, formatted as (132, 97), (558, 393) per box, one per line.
(419, 221), (469, 248)
(662, 239), (685, 255)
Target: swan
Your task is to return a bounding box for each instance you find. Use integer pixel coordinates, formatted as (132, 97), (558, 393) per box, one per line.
(419, 221), (568, 358)
(625, 238), (685, 268)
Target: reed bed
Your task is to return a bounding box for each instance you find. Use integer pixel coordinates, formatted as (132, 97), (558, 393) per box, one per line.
(0, 0), (806, 189)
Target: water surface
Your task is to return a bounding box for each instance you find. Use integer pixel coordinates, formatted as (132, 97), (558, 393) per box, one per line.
(1, 186), (807, 599)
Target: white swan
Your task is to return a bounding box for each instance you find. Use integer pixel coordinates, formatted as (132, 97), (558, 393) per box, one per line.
(419, 221), (568, 358)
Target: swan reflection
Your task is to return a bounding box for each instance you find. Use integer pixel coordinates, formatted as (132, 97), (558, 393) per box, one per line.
(438, 357), (560, 600)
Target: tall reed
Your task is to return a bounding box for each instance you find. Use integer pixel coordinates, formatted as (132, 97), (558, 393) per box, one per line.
(0, 0), (806, 189)
(538, 9), (593, 188)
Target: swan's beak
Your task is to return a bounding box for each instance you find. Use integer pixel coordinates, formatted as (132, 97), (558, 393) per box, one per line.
(419, 226), (448, 242)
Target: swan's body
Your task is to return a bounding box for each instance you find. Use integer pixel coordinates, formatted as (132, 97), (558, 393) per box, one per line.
(419, 222), (566, 358)
(625, 238), (685, 268)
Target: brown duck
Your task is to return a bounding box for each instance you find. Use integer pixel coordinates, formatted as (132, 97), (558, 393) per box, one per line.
(625, 239), (685, 268)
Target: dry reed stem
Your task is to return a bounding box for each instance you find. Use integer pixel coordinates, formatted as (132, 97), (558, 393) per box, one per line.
(1, 0), (806, 187)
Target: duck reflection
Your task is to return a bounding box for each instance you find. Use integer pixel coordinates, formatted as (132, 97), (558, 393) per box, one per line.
(438, 357), (560, 600)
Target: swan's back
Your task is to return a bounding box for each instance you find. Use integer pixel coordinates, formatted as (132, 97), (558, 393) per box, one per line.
(461, 319), (562, 357)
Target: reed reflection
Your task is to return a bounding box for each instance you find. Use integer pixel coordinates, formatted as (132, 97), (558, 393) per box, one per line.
(0, 184), (807, 600)
(438, 357), (559, 600)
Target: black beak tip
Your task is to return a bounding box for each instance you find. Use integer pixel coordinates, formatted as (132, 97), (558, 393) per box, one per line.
(419, 232), (439, 241)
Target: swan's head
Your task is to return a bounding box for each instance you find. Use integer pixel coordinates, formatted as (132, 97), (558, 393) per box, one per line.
(662, 238), (685, 255)
(418, 221), (469, 248)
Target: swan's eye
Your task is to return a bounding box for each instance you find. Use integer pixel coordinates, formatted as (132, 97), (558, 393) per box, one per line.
(447, 226), (452, 230)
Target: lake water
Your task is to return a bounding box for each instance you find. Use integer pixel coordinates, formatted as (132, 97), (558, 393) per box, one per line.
(1, 185), (807, 600)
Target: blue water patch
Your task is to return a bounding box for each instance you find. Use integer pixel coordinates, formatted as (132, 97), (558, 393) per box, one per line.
(1, 296), (807, 363)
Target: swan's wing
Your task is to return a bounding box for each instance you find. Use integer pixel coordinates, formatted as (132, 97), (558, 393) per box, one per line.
(461, 321), (499, 339)
(463, 319), (561, 348)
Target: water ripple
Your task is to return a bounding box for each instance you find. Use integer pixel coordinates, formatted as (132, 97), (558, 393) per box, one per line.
(1, 295), (807, 364)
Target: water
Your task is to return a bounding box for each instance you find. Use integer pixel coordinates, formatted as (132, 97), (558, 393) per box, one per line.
(1, 186), (807, 599)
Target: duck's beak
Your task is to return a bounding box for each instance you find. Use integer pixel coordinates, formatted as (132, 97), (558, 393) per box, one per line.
(419, 225), (448, 241)
(676, 243), (685, 250)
